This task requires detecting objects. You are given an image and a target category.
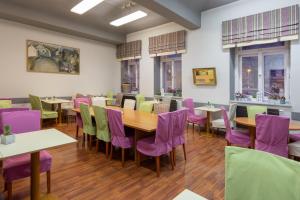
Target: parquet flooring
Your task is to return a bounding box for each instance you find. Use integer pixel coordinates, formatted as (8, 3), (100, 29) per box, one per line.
(9, 124), (226, 200)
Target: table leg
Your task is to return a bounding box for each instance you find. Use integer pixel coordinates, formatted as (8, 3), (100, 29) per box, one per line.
(134, 129), (137, 163)
(206, 112), (211, 133)
(249, 127), (256, 149)
(58, 103), (62, 124)
(31, 152), (40, 200)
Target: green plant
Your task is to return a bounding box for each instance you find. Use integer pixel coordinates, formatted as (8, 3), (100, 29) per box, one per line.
(3, 125), (11, 136)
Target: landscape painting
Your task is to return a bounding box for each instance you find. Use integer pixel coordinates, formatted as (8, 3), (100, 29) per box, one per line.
(193, 67), (217, 86)
(27, 40), (80, 75)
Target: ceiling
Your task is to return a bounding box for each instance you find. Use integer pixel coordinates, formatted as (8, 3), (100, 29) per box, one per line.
(0, 0), (239, 43)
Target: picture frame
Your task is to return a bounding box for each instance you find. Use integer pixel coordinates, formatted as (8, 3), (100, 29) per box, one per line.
(192, 67), (217, 86)
(26, 40), (80, 75)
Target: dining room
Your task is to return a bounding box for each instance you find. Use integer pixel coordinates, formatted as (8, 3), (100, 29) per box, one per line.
(1, 0), (300, 200)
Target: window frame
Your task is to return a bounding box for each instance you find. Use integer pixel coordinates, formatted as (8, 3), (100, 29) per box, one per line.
(121, 59), (140, 93)
(235, 42), (290, 101)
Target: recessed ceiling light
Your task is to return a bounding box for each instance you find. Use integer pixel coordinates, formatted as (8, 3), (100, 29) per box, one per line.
(71, 0), (104, 15)
(110, 10), (147, 27)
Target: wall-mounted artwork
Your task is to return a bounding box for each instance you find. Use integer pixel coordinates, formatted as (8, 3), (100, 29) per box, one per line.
(27, 40), (80, 75)
(193, 67), (217, 86)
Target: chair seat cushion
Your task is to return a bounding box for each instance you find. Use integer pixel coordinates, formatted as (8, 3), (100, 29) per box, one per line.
(289, 132), (300, 142)
(3, 150), (52, 182)
(211, 118), (225, 129)
(42, 110), (58, 119)
(288, 141), (300, 157)
(187, 114), (206, 125)
(111, 136), (133, 149)
(137, 136), (172, 157)
(227, 130), (251, 147)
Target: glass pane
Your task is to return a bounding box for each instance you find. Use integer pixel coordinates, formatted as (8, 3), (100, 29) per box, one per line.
(121, 59), (139, 93)
(264, 54), (284, 98)
(242, 56), (258, 96)
(173, 60), (182, 92)
(162, 61), (173, 93)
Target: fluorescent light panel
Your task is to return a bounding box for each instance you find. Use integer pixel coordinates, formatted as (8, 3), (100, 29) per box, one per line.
(71, 0), (104, 15)
(110, 10), (147, 27)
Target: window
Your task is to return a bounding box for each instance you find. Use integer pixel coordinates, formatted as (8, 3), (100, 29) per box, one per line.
(235, 42), (290, 102)
(121, 59), (139, 93)
(160, 54), (182, 96)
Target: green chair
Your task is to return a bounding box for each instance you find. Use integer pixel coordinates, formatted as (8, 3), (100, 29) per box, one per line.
(29, 95), (58, 125)
(135, 94), (145, 110)
(225, 146), (300, 200)
(80, 104), (96, 149)
(138, 101), (154, 113)
(93, 106), (111, 157)
(247, 106), (267, 119)
(0, 100), (12, 108)
(106, 91), (115, 106)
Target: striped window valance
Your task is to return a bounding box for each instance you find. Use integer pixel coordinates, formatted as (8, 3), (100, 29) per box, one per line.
(149, 30), (186, 57)
(222, 5), (299, 48)
(116, 40), (141, 61)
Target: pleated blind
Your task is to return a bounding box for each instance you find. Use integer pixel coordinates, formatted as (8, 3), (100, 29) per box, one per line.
(116, 40), (142, 61)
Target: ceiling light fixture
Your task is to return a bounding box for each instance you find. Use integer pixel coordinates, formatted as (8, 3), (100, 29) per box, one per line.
(71, 0), (104, 15)
(110, 10), (147, 27)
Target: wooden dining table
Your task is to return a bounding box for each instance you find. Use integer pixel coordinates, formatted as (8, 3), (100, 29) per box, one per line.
(72, 106), (158, 161)
(235, 117), (300, 148)
(42, 98), (72, 124)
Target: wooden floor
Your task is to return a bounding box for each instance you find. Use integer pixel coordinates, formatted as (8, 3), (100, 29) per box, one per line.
(9, 123), (227, 200)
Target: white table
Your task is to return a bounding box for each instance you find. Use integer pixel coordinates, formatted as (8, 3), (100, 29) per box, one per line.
(195, 106), (221, 133)
(42, 99), (72, 124)
(173, 189), (208, 200)
(0, 129), (77, 200)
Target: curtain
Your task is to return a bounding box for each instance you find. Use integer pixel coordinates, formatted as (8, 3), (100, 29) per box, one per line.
(222, 5), (299, 48)
(149, 30), (186, 57)
(116, 40), (142, 61)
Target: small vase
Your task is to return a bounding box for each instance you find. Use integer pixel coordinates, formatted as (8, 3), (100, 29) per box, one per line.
(1, 134), (15, 145)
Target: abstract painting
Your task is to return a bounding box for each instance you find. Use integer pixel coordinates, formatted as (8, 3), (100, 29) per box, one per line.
(193, 68), (217, 86)
(27, 40), (80, 75)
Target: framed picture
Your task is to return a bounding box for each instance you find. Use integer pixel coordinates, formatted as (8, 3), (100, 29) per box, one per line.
(192, 67), (217, 86)
(26, 40), (80, 75)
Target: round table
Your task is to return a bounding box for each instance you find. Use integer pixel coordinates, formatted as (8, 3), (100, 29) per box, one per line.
(235, 117), (300, 148)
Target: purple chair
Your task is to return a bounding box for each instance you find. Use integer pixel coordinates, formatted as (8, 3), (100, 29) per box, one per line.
(137, 112), (174, 177)
(222, 107), (250, 148)
(1, 110), (52, 199)
(0, 108), (29, 134)
(74, 97), (91, 139)
(289, 133), (300, 141)
(171, 109), (188, 166)
(106, 109), (133, 167)
(183, 98), (206, 134)
(255, 114), (289, 157)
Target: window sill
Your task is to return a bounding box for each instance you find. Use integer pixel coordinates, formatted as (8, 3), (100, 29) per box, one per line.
(230, 100), (292, 108)
(154, 95), (182, 100)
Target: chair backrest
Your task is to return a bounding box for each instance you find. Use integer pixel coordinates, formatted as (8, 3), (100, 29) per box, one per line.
(1, 110), (40, 134)
(255, 114), (289, 157)
(91, 97), (106, 107)
(154, 112), (172, 148)
(225, 146), (300, 200)
(0, 100), (12, 108)
(183, 98), (195, 115)
(221, 107), (232, 140)
(0, 108), (30, 134)
(93, 106), (110, 142)
(79, 104), (93, 130)
(135, 94), (145, 110)
(74, 97), (91, 108)
(138, 101), (154, 113)
(247, 106), (267, 119)
(153, 102), (170, 114)
(106, 109), (126, 138)
(29, 94), (43, 111)
(172, 108), (188, 138)
(115, 93), (123, 107)
(228, 103), (237, 121)
(123, 99), (136, 110)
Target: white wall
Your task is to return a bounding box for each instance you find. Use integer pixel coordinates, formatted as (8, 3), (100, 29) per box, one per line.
(0, 19), (120, 98)
(127, 0), (300, 112)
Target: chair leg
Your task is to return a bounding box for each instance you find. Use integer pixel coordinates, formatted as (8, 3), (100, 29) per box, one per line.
(76, 125), (79, 139)
(186, 123), (189, 133)
(155, 156), (160, 177)
(95, 139), (99, 153)
(173, 148), (176, 167)
(192, 123), (195, 135)
(110, 143), (113, 160)
(47, 171), (51, 193)
(40, 118), (43, 129)
(82, 133), (85, 148)
(137, 151), (141, 167)
(169, 152), (174, 170)
(121, 148), (125, 168)
(88, 135), (92, 150)
(226, 140), (231, 146)
(105, 142), (109, 158)
(183, 144), (187, 161)
(7, 182), (12, 200)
